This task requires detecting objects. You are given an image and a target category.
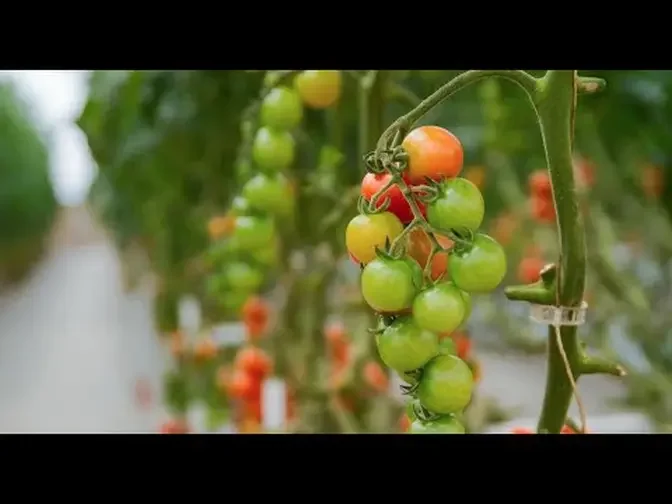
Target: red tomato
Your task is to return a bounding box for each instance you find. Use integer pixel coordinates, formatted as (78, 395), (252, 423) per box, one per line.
(235, 346), (273, 378)
(360, 172), (424, 224)
(227, 370), (260, 400)
(530, 195), (556, 223)
(160, 419), (190, 434)
(528, 170), (552, 197)
(402, 126), (464, 184)
(517, 256), (546, 284)
(511, 427), (534, 434)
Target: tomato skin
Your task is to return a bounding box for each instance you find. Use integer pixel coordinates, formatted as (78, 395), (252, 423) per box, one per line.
(417, 354), (474, 415)
(232, 216), (276, 251)
(518, 256), (546, 284)
(530, 195), (556, 223)
(242, 173), (293, 216)
(449, 233), (507, 293)
(360, 172), (424, 224)
(529, 170), (552, 197)
(438, 337), (457, 355)
(260, 86), (303, 130)
(345, 212), (404, 265)
(412, 282), (467, 334)
(407, 229), (452, 281)
(401, 126), (464, 184)
(227, 370), (259, 400)
(375, 316), (439, 373)
(511, 427), (534, 434)
(223, 261), (264, 292)
(252, 127), (295, 172)
(361, 257), (422, 314)
(459, 290), (472, 325)
(294, 70), (342, 109)
(235, 346), (272, 378)
(410, 415), (465, 434)
(427, 177), (485, 233)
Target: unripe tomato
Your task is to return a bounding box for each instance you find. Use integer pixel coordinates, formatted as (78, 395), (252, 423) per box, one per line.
(460, 290), (472, 326)
(417, 354), (474, 415)
(251, 242), (280, 269)
(375, 316), (439, 373)
(401, 126), (464, 184)
(294, 70), (342, 109)
(260, 86), (303, 130)
(410, 415), (465, 434)
(412, 281), (467, 334)
(407, 228), (452, 281)
(223, 261), (264, 292)
(449, 233), (507, 293)
(360, 172), (423, 224)
(427, 177), (485, 233)
(232, 216), (276, 251)
(345, 212), (404, 265)
(242, 173), (294, 216)
(518, 256), (546, 284)
(252, 127), (295, 172)
(361, 256), (422, 313)
(438, 337), (457, 355)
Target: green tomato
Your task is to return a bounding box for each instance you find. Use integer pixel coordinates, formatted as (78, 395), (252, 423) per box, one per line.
(252, 127), (295, 172)
(438, 337), (457, 355)
(375, 316), (439, 373)
(251, 243), (279, 269)
(221, 290), (249, 315)
(417, 354), (474, 415)
(361, 257), (422, 313)
(460, 290), (472, 325)
(205, 274), (227, 299)
(260, 86), (303, 130)
(231, 216), (276, 251)
(412, 281), (466, 334)
(449, 233), (507, 293)
(223, 261), (264, 292)
(242, 173), (293, 216)
(427, 177), (484, 233)
(230, 196), (252, 217)
(410, 415), (465, 434)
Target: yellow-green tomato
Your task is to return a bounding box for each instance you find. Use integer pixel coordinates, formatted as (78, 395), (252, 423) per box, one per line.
(252, 127), (295, 172)
(260, 86), (303, 130)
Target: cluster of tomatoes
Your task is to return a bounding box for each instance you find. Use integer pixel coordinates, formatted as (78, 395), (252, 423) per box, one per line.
(205, 71), (342, 316)
(346, 125), (507, 434)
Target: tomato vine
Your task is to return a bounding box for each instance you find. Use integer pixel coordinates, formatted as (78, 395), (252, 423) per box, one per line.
(355, 70), (625, 434)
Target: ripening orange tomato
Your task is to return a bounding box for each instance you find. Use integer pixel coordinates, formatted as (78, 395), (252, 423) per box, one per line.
(511, 427), (534, 434)
(451, 332), (472, 360)
(363, 361), (389, 393)
(207, 215), (235, 240)
(407, 228), (453, 281)
(402, 126), (464, 184)
(227, 370), (259, 401)
(160, 419), (190, 434)
(193, 338), (218, 362)
(518, 256), (546, 284)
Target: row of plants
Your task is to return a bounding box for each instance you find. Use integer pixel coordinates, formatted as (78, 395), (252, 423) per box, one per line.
(79, 69), (671, 432)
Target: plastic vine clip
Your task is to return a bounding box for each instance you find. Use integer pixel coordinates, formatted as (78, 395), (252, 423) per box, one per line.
(529, 301), (588, 327)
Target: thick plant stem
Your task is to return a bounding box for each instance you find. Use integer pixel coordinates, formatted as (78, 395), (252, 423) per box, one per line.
(533, 71), (586, 433)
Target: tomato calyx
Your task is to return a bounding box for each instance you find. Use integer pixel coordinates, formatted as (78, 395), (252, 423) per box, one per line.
(410, 400), (441, 423)
(399, 368), (423, 395)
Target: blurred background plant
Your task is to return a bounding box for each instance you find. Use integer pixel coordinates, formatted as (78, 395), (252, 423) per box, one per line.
(2, 69), (671, 433)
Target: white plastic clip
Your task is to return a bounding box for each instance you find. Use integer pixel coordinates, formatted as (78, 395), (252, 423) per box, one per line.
(529, 301), (588, 326)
